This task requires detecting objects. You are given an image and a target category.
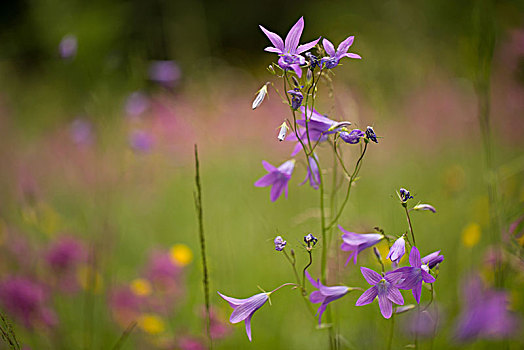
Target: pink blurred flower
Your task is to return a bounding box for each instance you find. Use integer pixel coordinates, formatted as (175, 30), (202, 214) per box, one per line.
(0, 276), (57, 329)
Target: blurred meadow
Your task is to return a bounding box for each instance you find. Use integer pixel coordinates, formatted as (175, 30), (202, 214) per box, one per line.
(0, 0), (524, 349)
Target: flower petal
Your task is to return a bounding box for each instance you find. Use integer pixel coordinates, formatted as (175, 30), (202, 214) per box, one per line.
(319, 285), (349, 297)
(409, 246), (422, 267)
(421, 270), (436, 284)
(309, 290), (324, 304)
(336, 36), (354, 54)
(316, 302), (328, 325)
(262, 160), (277, 172)
(244, 315), (253, 341)
(270, 179), (286, 202)
(284, 17), (304, 53)
(305, 270), (320, 289)
(259, 25), (284, 52)
(217, 291), (245, 307)
(412, 281), (423, 304)
(254, 172), (278, 187)
(356, 286), (378, 306)
(296, 37), (321, 54)
(387, 287), (404, 305)
(264, 47), (283, 53)
(360, 267), (382, 285)
(290, 64), (303, 78)
(378, 292), (393, 319)
(322, 38), (336, 56)
(340, 52), (362, 59)
(230, 293), (268, 323)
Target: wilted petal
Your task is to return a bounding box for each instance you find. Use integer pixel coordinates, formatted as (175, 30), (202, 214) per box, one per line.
(356, 286), (378, 306)
(285, 17), (304, 53)
(259, 26), (284, 52)
(322, 38), (336, 56)
(409, 247), (422, 267)
(361, 267), (382, 285)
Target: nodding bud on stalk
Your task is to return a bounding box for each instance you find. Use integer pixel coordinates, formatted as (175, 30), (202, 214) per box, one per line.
(267, 65), (276, 75)
(291, 76), (301, 89)
(373, 247), (382, 262)
(365, 126), (378, 143)
(328, 121), (352, 132)
(306, 68), (313, 84)
(252, 83), (269, 110)
(277, 122), (289, 142)
(412, 203), (436, 213)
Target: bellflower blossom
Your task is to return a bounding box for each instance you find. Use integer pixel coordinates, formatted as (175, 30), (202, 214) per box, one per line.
(386, 236), (406, 264)
(300, 155), (320, 190)
(339, 226), (384, 265)
(340, 129), (365, 144)
(217, 291), (269, 341)
(455, 275), (520, 341)
(387, 247), (436, 303)
(260, 17), (320, 78)
(254, 160), (295, 202)
(289, 107), (347, 156)
(320, 37), (361, 69)
(356, 267), (404, 319)
(287, 89), (303, 110)
(305, 271), (349, 325)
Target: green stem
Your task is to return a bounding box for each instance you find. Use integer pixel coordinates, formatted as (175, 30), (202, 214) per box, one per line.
(387, 313), (395, 350)
(404, 205), (416, 247)
(193, 145), (212, 350)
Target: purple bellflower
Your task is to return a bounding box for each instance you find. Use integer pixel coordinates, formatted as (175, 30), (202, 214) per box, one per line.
(274, 236), (287, 251)
(340, 129), (365, 144)
(254, 160), (295, 202)
(412, 203), (437, 213)
(260, 17), (320, 78)
(356, 267), (404, 319)
(217, 291), (269, 341)
(339, 226), (384, 265)
(387, 247), (436, 303)
(305, 271), (349, 325)
(289, 107), (346, 156)
(386, 236), (406, 264)
(321, 37), (361, 69)
(300, 155), (320, 190)
(455, 275), (520, 341)
(421, 250), (444, 269)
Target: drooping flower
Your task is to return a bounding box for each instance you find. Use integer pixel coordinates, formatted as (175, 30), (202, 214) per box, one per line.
(277, 122), (289, 142)
(356, 267), (404, 319)
(386, 236), (406, 264)
(254, 160), (295, 202)
(320, 37), (361, 69)
(339, 129), (365, 144)
(274, 236), (287, 251)
(300, 155), (320, 190)
(412, 203), (436, 213)
(365, 126), (378, 143)
(421, 250), (444, 269)
(260, 17), (320, 77)
(454, 275), (520, 342)
(305, 271), (350, 324)
(252, 83), (269, 110)
(217, 291), (269, 341)
(289, 107), (347, 156)
(339, 226), (384, 265)
(387, 247), (436, 303)
(287, 89), (303, 110)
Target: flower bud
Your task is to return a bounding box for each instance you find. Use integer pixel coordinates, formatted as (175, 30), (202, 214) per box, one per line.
(252, 83), (269, 110)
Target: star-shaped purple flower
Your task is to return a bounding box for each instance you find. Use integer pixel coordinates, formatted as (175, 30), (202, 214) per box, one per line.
(260, 17), (320, 77)
(387, 247), (436, 303)
(356, 267), (404, 319)
(254, 160), (295, 202)
(339, 226), (384, 266)
(320, 37), (361, 69)
(217, 291), (269, 341)
(305, 271), (349, 325)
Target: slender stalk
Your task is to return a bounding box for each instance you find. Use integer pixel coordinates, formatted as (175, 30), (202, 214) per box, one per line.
(403, 205), (416, 247)
(112, 321), (137, 350)
(302, 250), (314, 288)
(387, 313), (395, 350)
(282, 250), (316, 317)
(0, 310), (21, 350)
(193, 145), (212, 350)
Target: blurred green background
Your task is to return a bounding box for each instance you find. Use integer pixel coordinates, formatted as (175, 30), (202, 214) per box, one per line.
(0, 0), (523, 349)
